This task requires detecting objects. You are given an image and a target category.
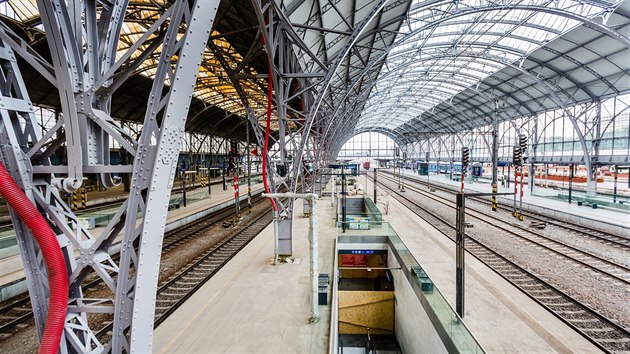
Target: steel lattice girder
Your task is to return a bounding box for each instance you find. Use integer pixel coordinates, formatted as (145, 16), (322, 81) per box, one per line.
(0, 0), (219, 352)
(246, 0), (412, 256)
(321, 1), (629, 149)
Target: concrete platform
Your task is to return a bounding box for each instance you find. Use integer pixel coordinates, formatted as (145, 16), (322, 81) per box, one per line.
(0, 178), (264, 300)
(363, 176), (600, 353)
(154, 178), (600, 353)
(396, 168), (629, 236)
(154, 195), (335, 353)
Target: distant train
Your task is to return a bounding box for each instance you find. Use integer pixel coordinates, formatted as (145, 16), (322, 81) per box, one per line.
(416, 161), (438, 175)
(471, 162), (483, 178)
(437, 161), (450, 174)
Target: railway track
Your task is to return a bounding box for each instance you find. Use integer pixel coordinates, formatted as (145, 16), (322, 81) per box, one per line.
(380, 173), (630, 286)
(0, 191), (265, 336)
(96, 192), (291, 342)
(95, 207), (275, 341)
(375, 174), (630, 353)
(386, 170), (630, 250)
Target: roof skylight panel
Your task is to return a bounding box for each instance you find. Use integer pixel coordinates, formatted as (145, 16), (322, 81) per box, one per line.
(7, 0), (39, 21)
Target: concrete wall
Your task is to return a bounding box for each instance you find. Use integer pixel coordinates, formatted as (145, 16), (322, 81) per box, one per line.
(389, 249), (448, 354)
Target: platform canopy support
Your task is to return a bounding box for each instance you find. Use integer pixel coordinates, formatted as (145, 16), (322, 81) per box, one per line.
(0, 0), (218, 352)
(248, 0), (398, 256)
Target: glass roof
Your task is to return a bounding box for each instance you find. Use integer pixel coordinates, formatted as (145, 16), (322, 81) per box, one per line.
(0, 0), (268, 119)
(356, 0), (623, 131)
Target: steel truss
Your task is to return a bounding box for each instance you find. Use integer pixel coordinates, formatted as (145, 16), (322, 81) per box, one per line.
(243, 0), (396, 256)
(0, 0), (218, 352)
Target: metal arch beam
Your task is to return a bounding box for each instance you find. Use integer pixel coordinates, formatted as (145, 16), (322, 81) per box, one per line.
(421, 77), (541, 127)
(294, 0), (393, 160)
(401, 4), (630, 48)
(0, 1), (219, 353)
(333, 126), (408, 158)
(319, 2), (628, 143)
(341, 50), (596, 187)
(113, 1), (218, 351)
(342, 68), (506, 128)
(332, 67), (498, 128)
(438, 52), (594, 178)
(249, 0), (406, 255)
(330, 45), (588, 142)
(334, 69), (501, 137)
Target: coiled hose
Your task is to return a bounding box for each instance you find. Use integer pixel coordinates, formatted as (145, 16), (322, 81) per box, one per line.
(0, 162), (68, 354)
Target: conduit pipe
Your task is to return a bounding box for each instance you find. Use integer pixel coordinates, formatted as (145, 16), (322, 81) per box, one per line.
(0, 162), (68, 354)
(263, 62), (281, 263)
(331, 176), (335, 206)
(263, 192), (319, 323)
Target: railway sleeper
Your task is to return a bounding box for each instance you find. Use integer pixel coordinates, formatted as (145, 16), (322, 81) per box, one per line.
(180, 276), (208, 281)
(166, 287), (193, 292)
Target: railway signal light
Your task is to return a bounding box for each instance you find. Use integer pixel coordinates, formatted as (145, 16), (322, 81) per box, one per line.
(519, 134), (528, 153)
(461, 147), (470, 169)
(513, 145), (522, 166)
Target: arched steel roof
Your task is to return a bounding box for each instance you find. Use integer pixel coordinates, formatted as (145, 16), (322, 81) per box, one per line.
(339, 0), (630, 143)
(1, 0), (628, 147)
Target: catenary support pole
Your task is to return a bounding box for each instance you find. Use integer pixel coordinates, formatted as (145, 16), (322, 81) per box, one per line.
(613, 166), (618, 203)
(373, 168), (378, 204)
(341, 165), (346, 233)
(455, 193), (465, 318)
(182, 174), (187, 208)
(491, 109), (498, 211)
(247, 124), (252, 213)
(568, 164), (574, 204)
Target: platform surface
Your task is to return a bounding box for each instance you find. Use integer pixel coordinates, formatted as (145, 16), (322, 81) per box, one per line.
(0, 179), (263, 288)
(363, 175), (600, 353)
(154, 178), (600, 353)
(153, 197), (335, 353)
(396, 168), (629, 228)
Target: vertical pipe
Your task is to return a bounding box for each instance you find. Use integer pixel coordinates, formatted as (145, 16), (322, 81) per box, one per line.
(373, 168), (377, 204)
(569, 164), (576, 204)
(613, 165), (618, 203)
(491, 112), (498, 211)
(426, 152), (430, 185)
(308, 195), (319, 323)
(341, 166), (346, 233)
(401, 164), (405, 192)
(208, 170), (212, 198)
(273, 210), (279, 265)
(234, 175), (240, 222)
(331, 175), (335, 206)
(519, 165), (524, 218)
(182, 174), (187, 208)
(247, 125), (252, 213)
(503, 165), (508, 188)
(513, 166), (517, 212)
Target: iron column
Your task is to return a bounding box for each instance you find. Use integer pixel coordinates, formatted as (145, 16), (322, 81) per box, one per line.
(491, 108), (498, 211)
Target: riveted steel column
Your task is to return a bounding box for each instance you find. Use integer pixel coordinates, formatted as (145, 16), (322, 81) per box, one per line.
(112, 1), (219, 352)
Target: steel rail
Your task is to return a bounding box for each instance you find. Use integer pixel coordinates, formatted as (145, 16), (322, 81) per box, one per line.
(374, 175), (630, 353)
(379, 173), (630, 286)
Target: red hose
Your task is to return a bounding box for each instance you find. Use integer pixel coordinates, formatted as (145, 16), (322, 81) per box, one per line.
(263, 62), (278, 211)
(0, 162), (68, 354)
